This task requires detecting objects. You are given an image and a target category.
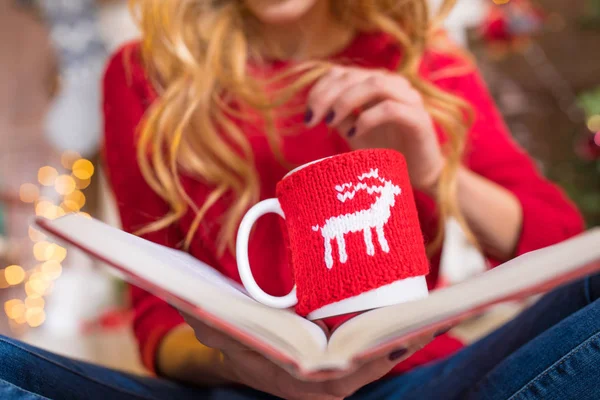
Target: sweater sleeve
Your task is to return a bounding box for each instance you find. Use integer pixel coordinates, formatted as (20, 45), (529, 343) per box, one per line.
(102, 44), (185, 374)
(453, 66), (585, 258)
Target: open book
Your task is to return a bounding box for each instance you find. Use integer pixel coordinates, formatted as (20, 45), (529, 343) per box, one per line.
(36, 215), (600, 380)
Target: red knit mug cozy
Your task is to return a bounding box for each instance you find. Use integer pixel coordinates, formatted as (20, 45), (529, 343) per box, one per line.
(236, 149), (429, 321)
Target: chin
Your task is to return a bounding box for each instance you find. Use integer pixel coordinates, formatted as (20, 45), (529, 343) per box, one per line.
(243, 0), (320, 24)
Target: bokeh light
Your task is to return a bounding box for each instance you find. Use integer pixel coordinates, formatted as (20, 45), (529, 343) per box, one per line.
(61, 150), (82, 170)
(25, 295), (45, 309)
(25, 308), (46, 328)
(19, 183), (40, 203)
(28, 227), (47, 242)
(33, 241), (54, 261)
(48, 245), (67, 263)
(5, 299), (25, 320)
(4, 265), (25, 286)
(55, 175), (76, 196)
(41, 260), (63, 280)
(38, 166), (59, 186)
(64, 190), (86, 209)
(35, 200), (59, 219)
(587, 115), (600, 132)
(72, 159), (95, 180)
(25, 279), (49, 297)
(74, 177), (91, 190)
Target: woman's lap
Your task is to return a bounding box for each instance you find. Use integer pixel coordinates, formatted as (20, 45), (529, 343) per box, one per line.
(1, 276), (599, 400)
(358, 274), (600, 400)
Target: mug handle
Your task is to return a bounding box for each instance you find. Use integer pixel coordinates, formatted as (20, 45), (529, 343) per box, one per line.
(236, 198), (298, 308)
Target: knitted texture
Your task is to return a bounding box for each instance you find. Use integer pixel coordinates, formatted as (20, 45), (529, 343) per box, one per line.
(277, 149), (429, 317)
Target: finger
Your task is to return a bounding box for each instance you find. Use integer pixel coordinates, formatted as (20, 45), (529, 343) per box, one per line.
(180, 313), (248, 351)
(335, 114), (357, 139)
(353, 100), (425, 138)
(306, 68), (369, 127)
(327, 75), (419, 127)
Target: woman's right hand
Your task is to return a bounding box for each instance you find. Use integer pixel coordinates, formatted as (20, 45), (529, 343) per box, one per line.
(182, 313), (432, 400)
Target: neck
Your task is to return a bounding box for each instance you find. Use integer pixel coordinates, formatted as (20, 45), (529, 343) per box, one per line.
(255, 2), (354, 61)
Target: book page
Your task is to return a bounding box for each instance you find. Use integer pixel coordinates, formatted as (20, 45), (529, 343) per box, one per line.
(36, 215), (329, 370)
(328, 228), (600, 359)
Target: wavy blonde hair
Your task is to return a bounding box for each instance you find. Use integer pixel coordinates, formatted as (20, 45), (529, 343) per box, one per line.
(129, 0), (474, 255)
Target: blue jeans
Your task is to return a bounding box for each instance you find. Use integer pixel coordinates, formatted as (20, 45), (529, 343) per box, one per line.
(2, 275), (600, 400)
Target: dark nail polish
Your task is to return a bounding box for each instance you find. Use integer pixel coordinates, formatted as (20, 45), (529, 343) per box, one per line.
(325, 110), (335, 125)
(304, 109), (313, 124)
(434, 327), (451, 337)
(347, 127), (356, 137)
(388, 348), (408, 361)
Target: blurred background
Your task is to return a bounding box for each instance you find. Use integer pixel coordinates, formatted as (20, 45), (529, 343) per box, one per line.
(0, 0), (598, 376)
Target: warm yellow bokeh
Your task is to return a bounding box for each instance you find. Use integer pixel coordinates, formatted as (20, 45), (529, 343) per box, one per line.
(587, 115), (600, 133)
(41, 260), (63, 280)
(72, 159), (95, 180)
(25, 295), (45, 309)
(4, 299), (25, 320)
(75, 177), (91, 190)
(64, 190), (86, 209)
(25, 279), (49, 296)
(55, 175), (76, 196)
(49, 245), (67, 263)
(4, 265), (25, 285)
(28, 226), (47, 242)
(35, 200), (59, 219)
(19, 183), (40, 203)
(61, 150), (82, 170)
(33, 241), (53, 261)
(25, 308), (46, 328)
(0, 273), (9, 289)
(38, 166), (59, 186)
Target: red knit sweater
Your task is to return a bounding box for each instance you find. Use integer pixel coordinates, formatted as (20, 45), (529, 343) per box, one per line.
(102, 33), (584, 376)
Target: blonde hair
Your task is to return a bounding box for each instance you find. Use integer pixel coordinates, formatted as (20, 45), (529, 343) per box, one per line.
(129, 0), (474, 255)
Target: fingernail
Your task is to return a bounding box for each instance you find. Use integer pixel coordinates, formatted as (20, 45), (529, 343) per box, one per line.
(325, 110), (335, 125)
(434, 327), (451, 338)
(388, 348), (408, 361)
(304, 109), (313, 124)
(347, 126), (356, 137)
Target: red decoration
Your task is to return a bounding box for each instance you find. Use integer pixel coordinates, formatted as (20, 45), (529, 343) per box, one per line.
(480, 0), (545, 56)
(81, 308), (133, 334)
(575, 132), (600, 161)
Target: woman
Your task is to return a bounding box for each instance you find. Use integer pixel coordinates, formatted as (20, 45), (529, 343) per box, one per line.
(0, 0), (596, 399)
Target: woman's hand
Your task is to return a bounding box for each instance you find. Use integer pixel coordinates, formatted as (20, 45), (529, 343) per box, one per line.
(306, 66), (444, 195)
(182, 313), (432, 400)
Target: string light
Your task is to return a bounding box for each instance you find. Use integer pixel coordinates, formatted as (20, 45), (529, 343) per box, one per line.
(72, 159), (95, 180)
(28, 227), (47, 242)
(4, 152), (95, 329)
(55, 175), (76, 196)
(64, 190), (86, 210)
(35, 200), (59, 220)
(587, 115), (600, 132)
(38, 166), (59, 186)
(0, 272), (9, 289)
(74, 177), (91, 190)
(19, 183), (40, 203)
(4, 265), (25, 286)
(25, 307), (45, 328)
(61, 151), (82, 170)
(25, 295), (45, 309)
(41, 260), (62, 280)
(33, 241), (53, 262)
(4, 300), (25, 320)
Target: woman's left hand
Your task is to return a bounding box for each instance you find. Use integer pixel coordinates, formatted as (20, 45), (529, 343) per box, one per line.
(306, 66), (444, 194)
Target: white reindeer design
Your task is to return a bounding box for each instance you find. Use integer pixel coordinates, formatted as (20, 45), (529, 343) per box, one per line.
(312, 169), (401, 269)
